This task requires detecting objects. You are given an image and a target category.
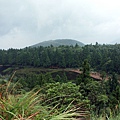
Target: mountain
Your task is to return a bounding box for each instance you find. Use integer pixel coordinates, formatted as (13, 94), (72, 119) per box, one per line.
(31, 39), (85, 47)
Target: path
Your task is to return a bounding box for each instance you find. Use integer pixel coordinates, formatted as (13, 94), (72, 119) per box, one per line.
(68, 69), (109, 81)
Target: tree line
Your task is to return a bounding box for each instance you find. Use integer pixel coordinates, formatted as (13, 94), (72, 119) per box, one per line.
(0, 43), (120, 73)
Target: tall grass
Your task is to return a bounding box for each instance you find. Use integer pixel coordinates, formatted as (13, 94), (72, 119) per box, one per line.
(0, 88), (89, 120)
(0, 72), (90, 120)
(91, 112), (120, 120)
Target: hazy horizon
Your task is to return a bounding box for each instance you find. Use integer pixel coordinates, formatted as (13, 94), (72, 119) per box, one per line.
(1, 0), (120, 49)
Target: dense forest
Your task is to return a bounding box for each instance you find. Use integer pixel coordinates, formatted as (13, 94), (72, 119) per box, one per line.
(0, 43), (120, 120)
(0, 43), (120, 74)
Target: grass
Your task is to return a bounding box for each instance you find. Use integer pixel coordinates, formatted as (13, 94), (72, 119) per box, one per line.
(0, 88), (42, 119)
(0, 72), (89, 120)
(0, 89), (89, 120)
(91, 112), (120, 120)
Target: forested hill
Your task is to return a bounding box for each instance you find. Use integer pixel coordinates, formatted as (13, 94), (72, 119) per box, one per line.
(0, 44), (120, 74)
(30, 39), (84, 47)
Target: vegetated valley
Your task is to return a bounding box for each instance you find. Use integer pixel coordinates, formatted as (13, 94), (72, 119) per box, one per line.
(0, 42), (120, 120)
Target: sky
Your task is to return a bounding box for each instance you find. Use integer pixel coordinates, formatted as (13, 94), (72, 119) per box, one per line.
(0, 0), (120, 49)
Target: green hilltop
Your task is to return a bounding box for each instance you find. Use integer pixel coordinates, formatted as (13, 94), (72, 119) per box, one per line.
(31, 39), (85, 47)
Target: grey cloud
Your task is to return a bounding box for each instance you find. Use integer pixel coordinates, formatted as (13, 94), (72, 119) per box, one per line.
(0, 0), (120, 49)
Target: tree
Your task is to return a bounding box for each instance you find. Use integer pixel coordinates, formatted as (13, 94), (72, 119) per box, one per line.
(61, 72), (68, 82)
(43, 82), (83, 109)
(44, 73), (54, 83)
(100, 71), (106, 80)
(42, 50), (51, 67)
(54, 74), (61, 82)
(109, 73), (118, 93)
(82, 59), (90, 78)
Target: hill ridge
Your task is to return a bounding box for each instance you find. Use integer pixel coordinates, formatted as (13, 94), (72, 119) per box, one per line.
(31, 39), (84, 47)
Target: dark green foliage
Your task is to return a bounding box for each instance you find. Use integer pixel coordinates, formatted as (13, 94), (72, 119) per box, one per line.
(42, 82), (90, 111)
(82, 59), (90, 79)
(0, 44), (120, 74)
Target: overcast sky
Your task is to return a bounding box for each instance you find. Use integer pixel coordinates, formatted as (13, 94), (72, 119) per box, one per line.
(0, 0), (120, 49)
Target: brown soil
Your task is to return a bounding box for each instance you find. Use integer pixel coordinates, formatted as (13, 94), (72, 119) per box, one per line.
(68, 69), (109, 81)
